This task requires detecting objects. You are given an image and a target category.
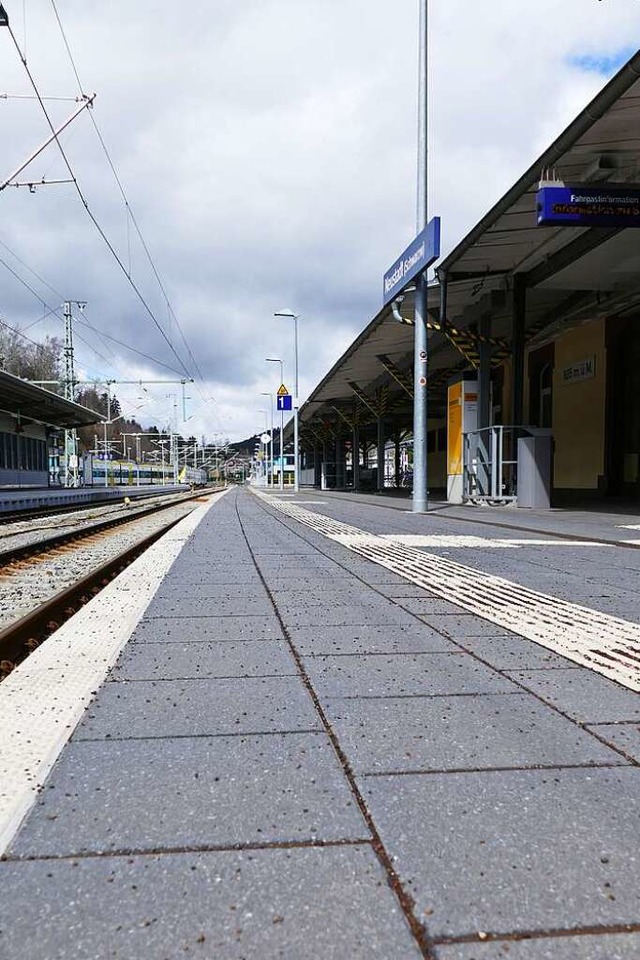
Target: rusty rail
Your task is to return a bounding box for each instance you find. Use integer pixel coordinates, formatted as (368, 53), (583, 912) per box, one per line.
(0, 514), (187, 669)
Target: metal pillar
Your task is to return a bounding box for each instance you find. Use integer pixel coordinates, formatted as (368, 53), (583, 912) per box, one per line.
(321, 440), (329, 489)
(413, 0), (429, 512)
(172, 397), (179, 483)
(353, 427), (361, 490)
(279, 406), (284, 490)
(478, 313), (492, 430)
(103, 385), (111, 488)
(293, 317), (299, 492)
(335, 437), (343, 488)
(269, 401), (275, 488)
(63, 301), (79, 488)
(439, 268), (448, 332)
(512, 275), (526, 425)
(377, 418), (386, 491)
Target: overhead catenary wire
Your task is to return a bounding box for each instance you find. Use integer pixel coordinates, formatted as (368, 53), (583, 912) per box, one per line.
(22, 305), (59, 332)
(0, 247), (192, 417)
(0, 315), (49, 351)
(0, 235), (62, 299)
(74, 317), (188, 376)
(0, 245), (122, 370)
(0, 252), (50, 311)
(3, 17), (194, 382)
(48, 0), (208, 391)
(0, 233), (186, 376)
(2, 7), (214, 429)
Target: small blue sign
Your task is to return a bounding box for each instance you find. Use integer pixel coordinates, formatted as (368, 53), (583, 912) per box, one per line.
(277, 394), (292, 412)
(537, 185), (640, 228)
(383, 217), (441, 306)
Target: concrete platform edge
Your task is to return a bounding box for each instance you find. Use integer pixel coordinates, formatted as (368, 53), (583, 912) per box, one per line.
(0, 488), (228, 856)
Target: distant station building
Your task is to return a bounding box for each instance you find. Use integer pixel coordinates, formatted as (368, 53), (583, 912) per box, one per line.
(0, 369), (102, 488)
(295, 50), (640, 506)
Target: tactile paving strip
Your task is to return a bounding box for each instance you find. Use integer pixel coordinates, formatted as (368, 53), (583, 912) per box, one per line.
(258, 494), (640, 693)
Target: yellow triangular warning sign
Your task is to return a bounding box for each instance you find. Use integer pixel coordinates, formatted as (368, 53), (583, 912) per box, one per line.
(277, 383), (289, 396)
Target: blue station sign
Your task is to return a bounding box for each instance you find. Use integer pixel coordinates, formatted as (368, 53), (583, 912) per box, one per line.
(537, 185), (640, 228)
(277, 394), (292, 412)
(383, 216), (441, 306)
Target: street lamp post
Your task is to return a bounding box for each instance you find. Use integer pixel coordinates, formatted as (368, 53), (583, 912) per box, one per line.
(260, 392), (275, 488)
(413, 0), (429, 513)
(266, 357), (284, 491)
(274, 309), (300, 493)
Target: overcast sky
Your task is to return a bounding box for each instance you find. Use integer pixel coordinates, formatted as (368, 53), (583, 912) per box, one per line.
(1, 0), (639, 443)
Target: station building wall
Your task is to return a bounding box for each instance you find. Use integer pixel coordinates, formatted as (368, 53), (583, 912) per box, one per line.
(0, 413), (49, 487)
(550, 318), (606, 493)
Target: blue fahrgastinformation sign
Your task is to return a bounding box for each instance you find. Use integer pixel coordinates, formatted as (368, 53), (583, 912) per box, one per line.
(537, 185), (640, 228)
(383, 217), (441, 306)
(277, 394), (292, 411)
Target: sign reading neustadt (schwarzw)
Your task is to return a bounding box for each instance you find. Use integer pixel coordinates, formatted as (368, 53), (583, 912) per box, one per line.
(383, 217), (441, 306)
(537, 185), (640, 228)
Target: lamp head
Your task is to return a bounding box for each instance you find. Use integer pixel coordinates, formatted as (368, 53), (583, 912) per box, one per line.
(274, 308), (297, 319)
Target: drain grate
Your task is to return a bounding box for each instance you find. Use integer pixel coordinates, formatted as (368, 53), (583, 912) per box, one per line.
(258, 494), (640, 693)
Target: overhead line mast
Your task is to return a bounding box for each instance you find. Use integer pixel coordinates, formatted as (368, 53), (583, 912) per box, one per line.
(62, 300), (86, 487)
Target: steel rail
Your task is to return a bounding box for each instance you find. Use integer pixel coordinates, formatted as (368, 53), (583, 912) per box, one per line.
(0, 490), (210, 566)
(0, 486), (213, 525)
(0, 512), (188, 668)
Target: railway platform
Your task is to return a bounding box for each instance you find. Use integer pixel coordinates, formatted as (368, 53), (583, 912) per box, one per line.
(1, 486), (639, 958)
(0, 483), (190, 514)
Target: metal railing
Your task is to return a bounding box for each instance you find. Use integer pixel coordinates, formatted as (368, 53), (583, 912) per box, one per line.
(463, 425), (538, 505)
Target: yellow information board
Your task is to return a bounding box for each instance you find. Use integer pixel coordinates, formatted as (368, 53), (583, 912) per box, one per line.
(447, 381), (463, 476)
(447, 377), (478, 503)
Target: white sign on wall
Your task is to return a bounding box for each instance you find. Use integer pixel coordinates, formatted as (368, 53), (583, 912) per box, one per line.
(561, 355), (595, 385)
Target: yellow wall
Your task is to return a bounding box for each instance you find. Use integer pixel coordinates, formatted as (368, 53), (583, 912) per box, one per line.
(552, 319), (606, 490)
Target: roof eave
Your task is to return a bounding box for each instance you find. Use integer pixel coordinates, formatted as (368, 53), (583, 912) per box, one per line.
(440, 49), (640, 276)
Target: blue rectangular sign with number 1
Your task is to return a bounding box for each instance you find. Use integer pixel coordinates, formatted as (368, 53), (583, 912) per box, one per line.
(277, 395), (292, 411)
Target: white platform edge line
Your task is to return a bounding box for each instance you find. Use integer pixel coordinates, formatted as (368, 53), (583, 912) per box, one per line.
(0, 488), (228, 856)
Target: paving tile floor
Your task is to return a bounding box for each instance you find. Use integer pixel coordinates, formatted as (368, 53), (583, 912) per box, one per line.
(1, 487), (639, 959)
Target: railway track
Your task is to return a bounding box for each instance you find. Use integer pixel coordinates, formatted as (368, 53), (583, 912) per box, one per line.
(0, 485), (218, 532)
(0, 488), (213, 557)
(0, 491), (215, 676)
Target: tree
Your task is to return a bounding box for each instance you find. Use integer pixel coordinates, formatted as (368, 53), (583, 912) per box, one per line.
(0, 322), (61, 383)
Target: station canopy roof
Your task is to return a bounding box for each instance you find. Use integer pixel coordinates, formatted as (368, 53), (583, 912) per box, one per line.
(298, 50), (640, 439)
(0, 370), (104, 428)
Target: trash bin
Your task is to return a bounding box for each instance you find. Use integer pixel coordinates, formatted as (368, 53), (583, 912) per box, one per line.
(517, 433), (552, 508)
